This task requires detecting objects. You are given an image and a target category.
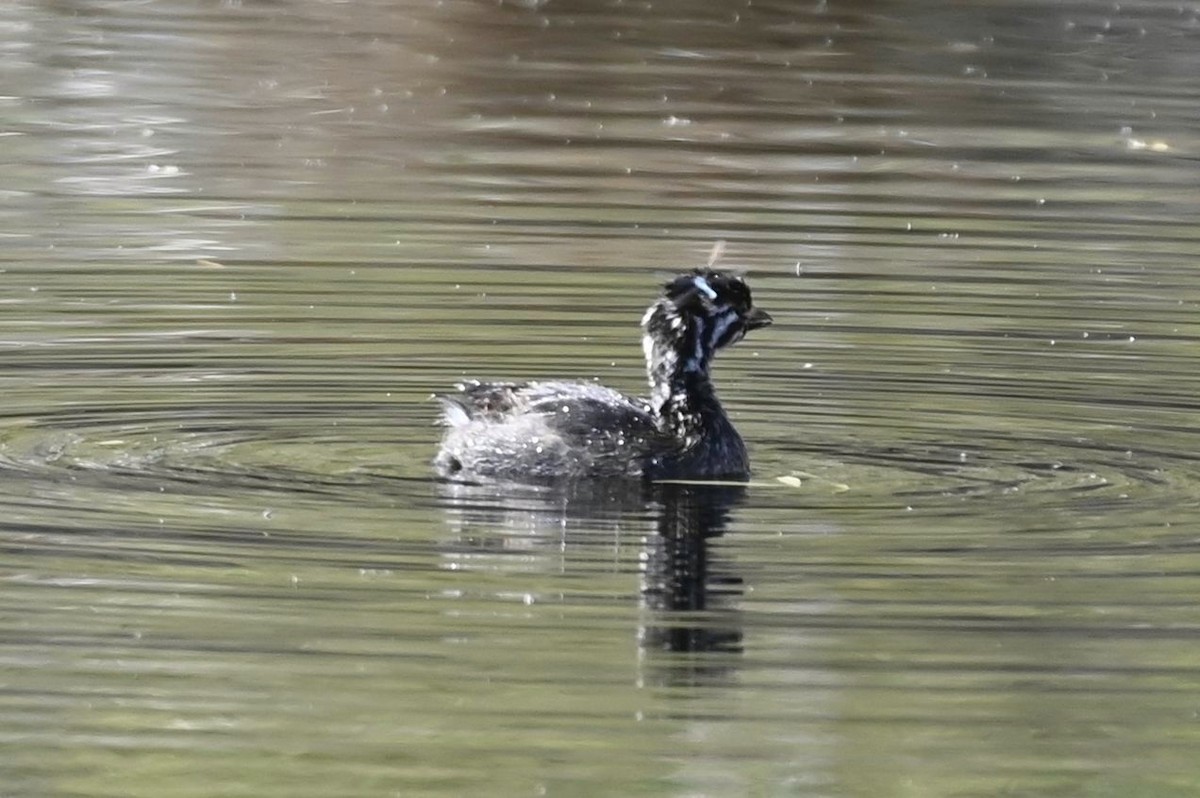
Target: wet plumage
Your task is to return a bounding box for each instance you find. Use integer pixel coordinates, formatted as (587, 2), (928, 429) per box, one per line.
(434, 269), (772, 482)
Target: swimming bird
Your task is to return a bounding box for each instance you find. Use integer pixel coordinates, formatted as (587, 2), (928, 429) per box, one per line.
(434, 269), (771, 482)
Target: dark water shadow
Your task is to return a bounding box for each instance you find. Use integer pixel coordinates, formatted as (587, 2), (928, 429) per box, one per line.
(434, 479), (747, 685)
(639, 484), (744, 638)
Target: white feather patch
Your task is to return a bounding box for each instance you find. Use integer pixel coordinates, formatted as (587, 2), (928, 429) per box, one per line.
(692, 275), (718, 300)
(707, 309), (740, 350)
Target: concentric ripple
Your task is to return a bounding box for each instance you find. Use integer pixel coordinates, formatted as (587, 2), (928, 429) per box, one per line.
(0, 402), (425, 503)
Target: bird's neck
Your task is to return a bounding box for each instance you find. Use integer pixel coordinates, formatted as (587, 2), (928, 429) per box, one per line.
(643, 331), (723, 444)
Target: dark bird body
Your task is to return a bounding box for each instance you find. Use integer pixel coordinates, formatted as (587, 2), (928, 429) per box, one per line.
(434, 269), (771, 482)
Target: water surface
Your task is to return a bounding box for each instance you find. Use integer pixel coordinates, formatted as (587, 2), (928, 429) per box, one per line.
(3, 1), (1200, 795)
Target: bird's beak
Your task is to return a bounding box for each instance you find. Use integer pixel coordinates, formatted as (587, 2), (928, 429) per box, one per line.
(745, 307), (773, 331)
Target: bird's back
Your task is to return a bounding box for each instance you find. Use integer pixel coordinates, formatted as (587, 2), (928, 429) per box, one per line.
(435, 380), (662, 481)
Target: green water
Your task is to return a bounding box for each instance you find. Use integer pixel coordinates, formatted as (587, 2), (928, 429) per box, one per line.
(2, 0), (1200, 795)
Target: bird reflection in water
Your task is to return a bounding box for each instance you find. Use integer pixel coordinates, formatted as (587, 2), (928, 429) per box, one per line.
(434, 479), (746, 681)
(638, 483), (744, 658)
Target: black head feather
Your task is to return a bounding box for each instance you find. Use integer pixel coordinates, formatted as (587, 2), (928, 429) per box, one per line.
(646, 269), (771, 362)
(642, 269), (772, 417)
